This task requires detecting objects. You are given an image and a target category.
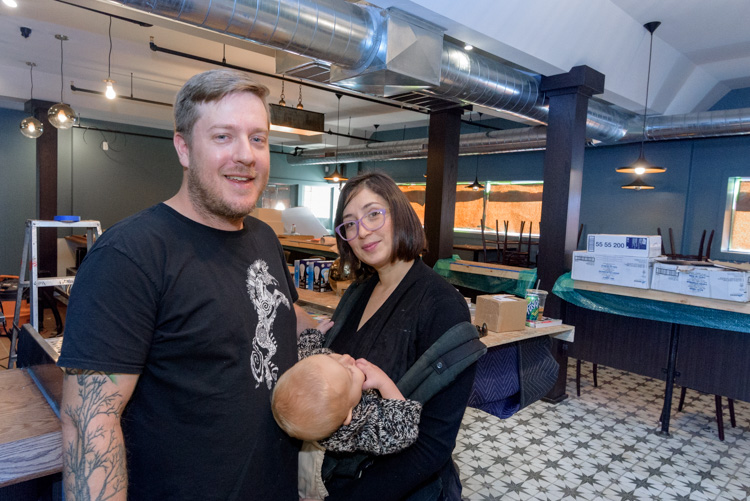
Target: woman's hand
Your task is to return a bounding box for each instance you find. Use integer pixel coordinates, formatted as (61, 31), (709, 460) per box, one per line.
(356, 358), (405, 400)
(317, 319), (334, 334)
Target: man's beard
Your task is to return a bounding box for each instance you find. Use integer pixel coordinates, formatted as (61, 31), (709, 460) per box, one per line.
(186, 166), (258, 222)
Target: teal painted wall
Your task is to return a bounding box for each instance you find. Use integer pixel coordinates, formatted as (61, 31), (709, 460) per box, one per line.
(0, 107), (328, 275)
(3, 103), (750, 274)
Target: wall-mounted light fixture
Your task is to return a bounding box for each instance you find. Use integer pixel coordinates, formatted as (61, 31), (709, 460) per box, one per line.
(618, 21), (666, 188)
(48, 34), (78, 129)
(19, 62), (43, 139)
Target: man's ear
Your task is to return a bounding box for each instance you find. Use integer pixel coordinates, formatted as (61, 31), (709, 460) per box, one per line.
(174, 133), (190, 169)
(342, 408), (353, 426)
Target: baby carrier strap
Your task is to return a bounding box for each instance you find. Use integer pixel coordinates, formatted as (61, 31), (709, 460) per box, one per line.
(321, 321), (486, 482)
(397, 321), (487, 403)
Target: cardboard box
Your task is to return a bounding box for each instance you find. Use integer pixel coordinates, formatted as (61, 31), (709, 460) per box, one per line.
(651, 262), (750, 302)
(571, 251), (654, 289)
(587, 234), (662, 257)
(474, 294), (527, 333)
(297, 258), (321, 289)
(313, 260), (334, 292)
(252, 207), (284, 235)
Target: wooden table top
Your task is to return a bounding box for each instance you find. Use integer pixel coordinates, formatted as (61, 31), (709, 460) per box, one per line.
(293, 286), (574, 348)
(481, 323), (574, 348)
(0, 369), (62, 486)
(295, 288), (340, 314)
(449, 260), (534, 280)
(573, 279), (750, 314)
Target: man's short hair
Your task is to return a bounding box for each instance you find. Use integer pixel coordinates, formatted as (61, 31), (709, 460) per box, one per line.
(174, 68), (270, 144)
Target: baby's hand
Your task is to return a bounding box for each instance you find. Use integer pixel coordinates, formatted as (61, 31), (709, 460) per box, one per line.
(355, 358), (388, 391)
(355, 358), (404, 400)
(317, 319), (334, 334)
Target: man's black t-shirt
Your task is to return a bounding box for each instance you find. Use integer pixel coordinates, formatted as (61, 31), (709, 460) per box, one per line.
(59, 203), (299, 500)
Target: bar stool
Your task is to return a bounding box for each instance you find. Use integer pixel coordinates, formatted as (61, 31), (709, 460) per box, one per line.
(575, 360), (598, 397)
(678, 387), (736, 441)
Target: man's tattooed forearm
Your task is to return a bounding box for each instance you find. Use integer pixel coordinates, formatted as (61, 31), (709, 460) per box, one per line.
(63, 373), (126, 500)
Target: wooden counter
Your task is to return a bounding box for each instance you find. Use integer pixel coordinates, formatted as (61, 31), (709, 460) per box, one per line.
(0, 369), (61, 487)
(449, 260), (534, 280)
(294, 286), (574, 348)
(573, 279), (750, 314)
(295, 288), (340, 314)
(282, 239), (338, 259)
(481, 323), (574, 349)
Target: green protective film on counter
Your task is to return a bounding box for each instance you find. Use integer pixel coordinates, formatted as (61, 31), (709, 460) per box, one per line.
(553, 272), (750, 334)
(433, 257), (537, 297)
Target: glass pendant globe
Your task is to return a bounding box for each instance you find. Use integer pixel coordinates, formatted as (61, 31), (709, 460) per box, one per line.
(19, 117), (43, 138)
(48, 103), (78, 129)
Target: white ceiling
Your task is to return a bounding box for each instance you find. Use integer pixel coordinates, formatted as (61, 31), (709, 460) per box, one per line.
(1, 0), (749, 148)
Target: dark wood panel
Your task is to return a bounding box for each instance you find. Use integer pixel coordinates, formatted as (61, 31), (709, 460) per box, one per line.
(677, 325), (750, 401)
(563, 304), (672, 380)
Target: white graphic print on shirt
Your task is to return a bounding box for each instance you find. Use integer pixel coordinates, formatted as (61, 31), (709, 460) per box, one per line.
(246, 259), (291, 389)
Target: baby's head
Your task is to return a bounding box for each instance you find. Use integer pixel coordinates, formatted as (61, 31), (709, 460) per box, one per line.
(272, 353), (365, 441)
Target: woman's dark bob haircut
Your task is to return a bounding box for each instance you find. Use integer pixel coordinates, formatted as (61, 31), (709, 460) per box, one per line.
(334, 170), (425, 280)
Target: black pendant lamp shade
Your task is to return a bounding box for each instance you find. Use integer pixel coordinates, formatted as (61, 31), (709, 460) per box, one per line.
(619, 21), (666, 182)
(467, 156), (484, 191)
(621, 178), (654, 190)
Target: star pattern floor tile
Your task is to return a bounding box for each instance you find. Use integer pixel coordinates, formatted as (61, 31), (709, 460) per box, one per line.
(453, 361), (750, 500)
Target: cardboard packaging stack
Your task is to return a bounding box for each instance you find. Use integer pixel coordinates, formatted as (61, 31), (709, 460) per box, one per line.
(571, 234), (662, 289)
(571, 234), (750, 302)
(651, 261), (750, 302)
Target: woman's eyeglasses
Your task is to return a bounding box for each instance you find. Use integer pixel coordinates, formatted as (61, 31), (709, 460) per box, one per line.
(335, 209), (388, 241)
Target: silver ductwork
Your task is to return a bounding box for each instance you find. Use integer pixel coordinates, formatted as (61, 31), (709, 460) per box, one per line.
(128, 0), (382, 70)
(98, 0), (750, 156)
(646, 107), (750, 140)
(286, 126), (548, 165)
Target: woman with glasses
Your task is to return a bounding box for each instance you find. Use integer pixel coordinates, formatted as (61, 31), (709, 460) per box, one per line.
(322, 171), (475, 501)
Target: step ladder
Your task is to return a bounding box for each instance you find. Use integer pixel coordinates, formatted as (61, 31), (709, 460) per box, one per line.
(9, 219), (102, 368)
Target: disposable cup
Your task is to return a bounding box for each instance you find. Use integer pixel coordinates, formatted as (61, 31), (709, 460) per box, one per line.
(525, 289), (548, 320)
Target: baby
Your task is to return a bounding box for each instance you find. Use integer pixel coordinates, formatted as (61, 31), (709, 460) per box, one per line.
(272, 326), (421, 500)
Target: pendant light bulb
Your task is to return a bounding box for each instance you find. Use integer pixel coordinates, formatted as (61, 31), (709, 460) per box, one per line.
(49, 34), (77, 129)
(104, 79), (117, 100)
(20, 62), (43, 139)
(20, 117), (44, 138)
(48, 103), (77, 129)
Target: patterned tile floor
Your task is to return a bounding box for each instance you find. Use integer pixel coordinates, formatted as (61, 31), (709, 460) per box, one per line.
(454, 362), (750, 500)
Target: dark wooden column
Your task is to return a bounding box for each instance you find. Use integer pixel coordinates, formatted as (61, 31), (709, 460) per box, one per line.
(25, 99), (59, 276)
(538, 65), (604, 315)
(423, 107), (462, 266)
(538, 66), (604, 403)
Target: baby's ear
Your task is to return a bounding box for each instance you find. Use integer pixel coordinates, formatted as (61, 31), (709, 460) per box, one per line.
(343, 408), (353, 426)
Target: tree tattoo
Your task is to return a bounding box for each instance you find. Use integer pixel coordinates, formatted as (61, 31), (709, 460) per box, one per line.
(63, 371), (127, 500)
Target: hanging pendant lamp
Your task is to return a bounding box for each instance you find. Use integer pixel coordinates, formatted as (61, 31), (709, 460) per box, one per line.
(48, 34), (78, 129)
(622, 178), (655, 190)
(20, 62), (43, 139)
(324, 94), (348, 183)
(467, 155), (484, 191)
(103, 16), (117, 100)
(618, 21), (666, 182)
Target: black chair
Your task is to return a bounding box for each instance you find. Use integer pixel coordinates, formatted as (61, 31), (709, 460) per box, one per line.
(575, 360), (598, 397)
(678, 387), (736, 441)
